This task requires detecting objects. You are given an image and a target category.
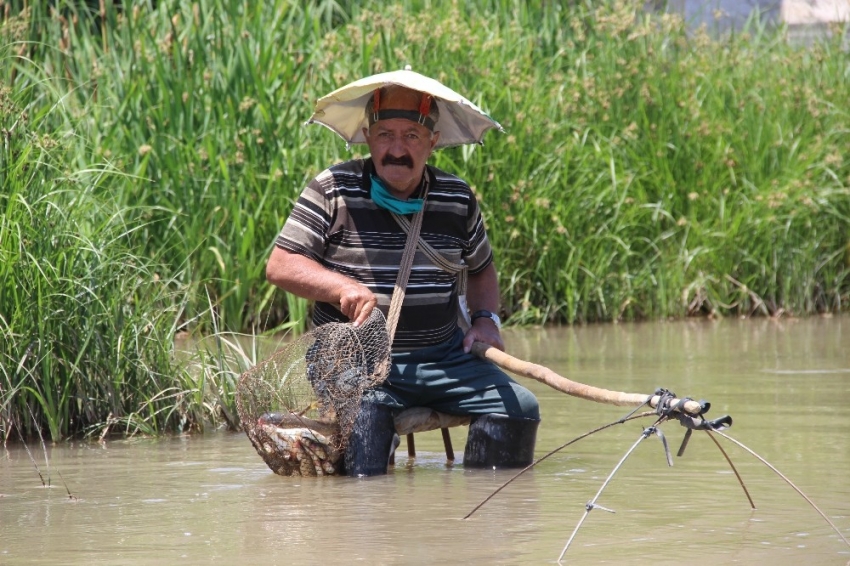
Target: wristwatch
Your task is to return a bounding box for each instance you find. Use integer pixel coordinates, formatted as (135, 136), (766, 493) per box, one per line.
(470, 310), (501, 329)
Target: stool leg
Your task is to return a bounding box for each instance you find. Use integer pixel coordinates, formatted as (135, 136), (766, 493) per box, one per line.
(441, 428), (454, 462)
(406, 433), (416, 457)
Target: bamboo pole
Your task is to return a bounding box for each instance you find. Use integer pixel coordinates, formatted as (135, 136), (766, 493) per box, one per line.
(470, 341), (705, 416)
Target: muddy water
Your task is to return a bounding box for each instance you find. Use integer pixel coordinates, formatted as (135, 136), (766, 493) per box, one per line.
(2, 316), (849, 565)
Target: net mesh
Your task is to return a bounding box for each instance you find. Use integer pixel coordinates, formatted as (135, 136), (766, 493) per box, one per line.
(236, 309), (391, 476)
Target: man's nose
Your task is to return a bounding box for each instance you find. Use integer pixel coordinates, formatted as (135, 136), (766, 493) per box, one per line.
(388, 136), (407, 152)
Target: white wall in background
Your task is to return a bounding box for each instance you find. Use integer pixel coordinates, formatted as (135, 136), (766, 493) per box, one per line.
(782, 0), (850, 24)
(659, 0), (849, 29)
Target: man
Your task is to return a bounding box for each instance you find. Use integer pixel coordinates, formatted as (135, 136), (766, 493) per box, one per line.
(267, 82), (540, 477)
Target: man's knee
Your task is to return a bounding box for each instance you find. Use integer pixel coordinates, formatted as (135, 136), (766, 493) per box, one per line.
(502, 382), (540, 420)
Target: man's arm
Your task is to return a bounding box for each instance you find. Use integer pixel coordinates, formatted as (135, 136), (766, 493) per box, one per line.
(266, 246), (377, 327)
(462, 262), (504, 353)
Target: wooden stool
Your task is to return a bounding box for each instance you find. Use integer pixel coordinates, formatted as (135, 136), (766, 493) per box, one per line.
(390, 407), (471, 465)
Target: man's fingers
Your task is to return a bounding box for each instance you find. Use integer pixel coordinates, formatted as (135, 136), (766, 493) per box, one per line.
(352, 297), (376, 327)
(462, 332), (475, 353)
(338, 285), (376, 327)
(463, 325), (505, 353)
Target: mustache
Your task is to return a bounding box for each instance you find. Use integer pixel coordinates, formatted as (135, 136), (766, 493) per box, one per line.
(382, 155), (414, 168)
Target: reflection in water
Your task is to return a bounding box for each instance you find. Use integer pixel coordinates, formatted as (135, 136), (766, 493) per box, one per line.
(2, 316), (849, 564)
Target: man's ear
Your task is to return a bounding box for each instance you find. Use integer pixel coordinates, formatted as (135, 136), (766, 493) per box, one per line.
(429, 131), (440, 150)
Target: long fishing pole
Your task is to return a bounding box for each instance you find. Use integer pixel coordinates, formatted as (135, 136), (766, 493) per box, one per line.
(466, 341), (849, 556)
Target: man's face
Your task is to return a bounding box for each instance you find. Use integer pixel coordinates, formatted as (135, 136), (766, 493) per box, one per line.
(365, 118), (439, 197)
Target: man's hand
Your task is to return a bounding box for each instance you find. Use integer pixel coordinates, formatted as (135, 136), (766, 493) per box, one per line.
(338, 282), (378, 327)
(463, 317), (504, 353)
(464, 263), (504, 353)
(267, 248), (377, 327)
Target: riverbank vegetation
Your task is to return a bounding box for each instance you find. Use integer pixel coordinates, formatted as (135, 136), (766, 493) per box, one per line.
(2, 0), (848, 439)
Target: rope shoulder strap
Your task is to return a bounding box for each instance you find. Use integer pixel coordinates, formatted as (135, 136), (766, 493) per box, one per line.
(384, 178), (429, 345)
(390, 213), (468, 292)
(391, 210), (470, 328)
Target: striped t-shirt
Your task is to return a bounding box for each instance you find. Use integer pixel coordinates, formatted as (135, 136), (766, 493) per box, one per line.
(276, 158), (493, 351)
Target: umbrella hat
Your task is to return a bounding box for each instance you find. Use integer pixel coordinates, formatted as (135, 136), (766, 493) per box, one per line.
(306, 67), (504, 149)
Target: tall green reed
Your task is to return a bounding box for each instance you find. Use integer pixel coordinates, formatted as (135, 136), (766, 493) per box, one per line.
(4, 0), (849, 329)
(0, 71), (230, 441)
(3, 0), (334, 333)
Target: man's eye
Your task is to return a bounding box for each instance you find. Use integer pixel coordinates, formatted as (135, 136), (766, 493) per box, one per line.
(406, 134), (419, 141)
(378, 132), (392, 139)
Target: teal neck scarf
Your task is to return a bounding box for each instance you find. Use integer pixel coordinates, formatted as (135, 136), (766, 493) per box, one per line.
(370, 175), (425, 214)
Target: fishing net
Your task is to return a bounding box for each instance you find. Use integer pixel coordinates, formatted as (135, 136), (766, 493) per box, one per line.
(236, 308), (391, 476)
